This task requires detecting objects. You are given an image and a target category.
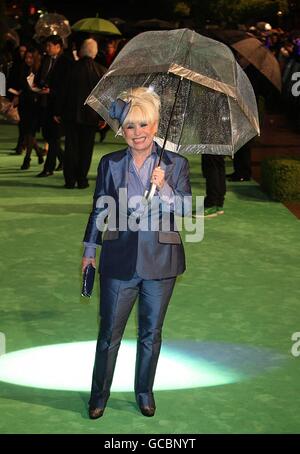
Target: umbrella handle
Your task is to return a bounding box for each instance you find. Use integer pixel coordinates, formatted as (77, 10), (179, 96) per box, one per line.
(143, 183), (157, 203)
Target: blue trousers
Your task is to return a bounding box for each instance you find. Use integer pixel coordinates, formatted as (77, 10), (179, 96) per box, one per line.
(89, 273), (176, 408)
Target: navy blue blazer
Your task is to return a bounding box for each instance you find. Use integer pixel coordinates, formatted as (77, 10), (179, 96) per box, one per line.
(83, 144), (192, 280)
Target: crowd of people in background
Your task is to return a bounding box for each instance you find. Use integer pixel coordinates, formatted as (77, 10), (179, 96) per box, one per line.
(0, 23), (300, 215)
(1, 34), (124, 188)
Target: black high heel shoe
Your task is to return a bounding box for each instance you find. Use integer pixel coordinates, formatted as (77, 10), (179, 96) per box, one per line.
(139, 406), (155, 417)
(89, 407), (105, 419)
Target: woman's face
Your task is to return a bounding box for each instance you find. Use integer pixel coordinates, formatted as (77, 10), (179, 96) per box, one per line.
(122, 120), (158, 155)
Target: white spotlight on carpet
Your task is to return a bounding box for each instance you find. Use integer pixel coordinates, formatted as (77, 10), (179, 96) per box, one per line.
(0, 340), (239, 391)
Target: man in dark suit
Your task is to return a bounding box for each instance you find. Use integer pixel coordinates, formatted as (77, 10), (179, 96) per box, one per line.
(36, 35), (73, 177)
(61, 38), (106, 188)
(82, 87), (191, 419)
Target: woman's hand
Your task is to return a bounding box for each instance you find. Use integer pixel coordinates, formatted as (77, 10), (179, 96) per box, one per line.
(151, 166), (165, 190)
(82, 257), (96, 273)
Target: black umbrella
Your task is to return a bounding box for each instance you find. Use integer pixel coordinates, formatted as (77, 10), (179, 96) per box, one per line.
(205, 29), (281, 92)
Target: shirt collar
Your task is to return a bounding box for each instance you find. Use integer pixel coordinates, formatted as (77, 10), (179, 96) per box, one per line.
(127, 141), (158, 160)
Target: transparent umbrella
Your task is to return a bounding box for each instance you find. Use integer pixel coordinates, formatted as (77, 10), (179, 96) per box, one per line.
(86, 28), (259, 160)
(4, 29), (20, 48)
(35, 13), (71, 40)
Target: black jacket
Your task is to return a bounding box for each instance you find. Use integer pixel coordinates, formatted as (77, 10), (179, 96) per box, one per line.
(62, 57), (106, 126)
(36, 52), (73, 116)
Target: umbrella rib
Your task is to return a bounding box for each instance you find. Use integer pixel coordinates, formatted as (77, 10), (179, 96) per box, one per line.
(158, 76), (183, 163)
(168, 63), (237, 99)
(171, 28), (190, 67)
(175, 78), (192, 152)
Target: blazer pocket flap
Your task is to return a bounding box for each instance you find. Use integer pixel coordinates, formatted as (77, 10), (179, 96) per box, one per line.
(158, 231), (181, 244)
(103, 229), (119, 241)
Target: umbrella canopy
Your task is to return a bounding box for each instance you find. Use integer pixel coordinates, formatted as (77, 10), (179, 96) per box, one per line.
(72, 18), (121, 36)
(205, 29), (281, 92)
(86, 28), (259, 156)
(35, 13), (71, 39)
(205, 29), (255, 45)
(231, 37), (281, 92)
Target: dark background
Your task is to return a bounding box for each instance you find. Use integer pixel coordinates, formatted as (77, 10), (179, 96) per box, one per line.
(4, 0), (300, 28)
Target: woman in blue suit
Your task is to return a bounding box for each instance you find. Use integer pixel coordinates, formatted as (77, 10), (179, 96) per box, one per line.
(82, 87), (191, 419)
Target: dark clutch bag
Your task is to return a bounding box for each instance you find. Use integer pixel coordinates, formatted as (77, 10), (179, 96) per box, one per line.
(81, 264), (96, 298)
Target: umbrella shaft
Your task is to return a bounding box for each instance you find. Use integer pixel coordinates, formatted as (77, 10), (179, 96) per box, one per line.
(158, 76), (183, 165)
(146, 76), (183, 202)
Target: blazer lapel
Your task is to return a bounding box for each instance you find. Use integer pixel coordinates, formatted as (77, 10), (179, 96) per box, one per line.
(109, 144), (176, 192)
(109, 149), (128, 192)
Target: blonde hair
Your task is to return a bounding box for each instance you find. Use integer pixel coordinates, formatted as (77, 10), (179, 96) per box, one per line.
(119, 87), (160, 127)
(79, 38), (98, 59)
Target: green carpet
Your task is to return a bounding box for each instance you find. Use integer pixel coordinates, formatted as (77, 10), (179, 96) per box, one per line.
(0, 123), (300, 434)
